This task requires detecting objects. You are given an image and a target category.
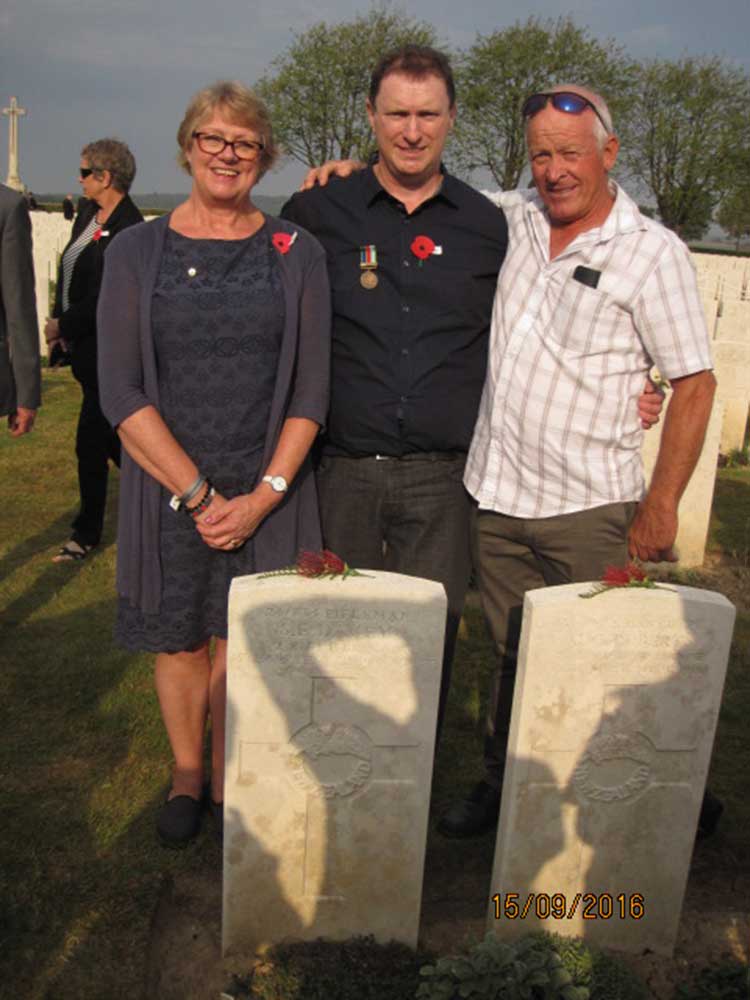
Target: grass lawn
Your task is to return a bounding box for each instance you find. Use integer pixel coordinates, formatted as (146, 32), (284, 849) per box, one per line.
(1, 370), (748, 999)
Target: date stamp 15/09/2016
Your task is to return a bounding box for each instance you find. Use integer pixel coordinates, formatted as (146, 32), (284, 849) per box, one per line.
(491, 892), (645, 921)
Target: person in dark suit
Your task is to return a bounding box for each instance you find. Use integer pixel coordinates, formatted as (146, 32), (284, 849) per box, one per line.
(0, 182), (41, 436)
(62, 194), (75, 221)
(45, 138), (143, 561)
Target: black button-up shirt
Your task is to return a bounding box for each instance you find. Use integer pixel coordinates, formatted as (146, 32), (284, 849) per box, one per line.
(282, 167), (508, 457)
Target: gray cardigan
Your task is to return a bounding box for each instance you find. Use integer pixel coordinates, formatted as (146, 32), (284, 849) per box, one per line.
(97, 214), (331, 614)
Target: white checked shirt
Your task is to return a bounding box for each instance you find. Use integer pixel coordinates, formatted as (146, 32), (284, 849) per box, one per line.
(464, 183), (713, 518)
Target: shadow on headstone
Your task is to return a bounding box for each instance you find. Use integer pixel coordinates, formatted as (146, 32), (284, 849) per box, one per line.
(487, 582), (735, 957)
(223, 572), (446, 956)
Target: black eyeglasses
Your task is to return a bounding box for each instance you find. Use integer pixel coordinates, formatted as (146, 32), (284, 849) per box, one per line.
(522, 92), (611, 133)
(192, 132), (265, 161)
(79, 167), (96, 179)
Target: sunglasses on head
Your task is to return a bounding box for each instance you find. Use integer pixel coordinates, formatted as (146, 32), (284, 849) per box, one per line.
(522, 91), (611, 133)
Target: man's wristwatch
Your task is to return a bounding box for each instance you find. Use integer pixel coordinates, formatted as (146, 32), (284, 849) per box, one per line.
(262, 474), (288, 494)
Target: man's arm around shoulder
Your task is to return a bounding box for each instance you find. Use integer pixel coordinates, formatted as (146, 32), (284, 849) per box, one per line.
(281, 179), (336, 236)
(628, 369), (717, 562)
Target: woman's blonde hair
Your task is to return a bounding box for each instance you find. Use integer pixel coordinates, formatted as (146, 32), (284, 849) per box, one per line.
(176, 81), (278, 177)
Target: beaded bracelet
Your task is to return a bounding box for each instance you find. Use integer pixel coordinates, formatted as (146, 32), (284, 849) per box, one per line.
(186, 482), (215, 519)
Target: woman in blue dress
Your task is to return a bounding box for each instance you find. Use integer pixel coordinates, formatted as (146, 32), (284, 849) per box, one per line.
(97, 82), (330, 846)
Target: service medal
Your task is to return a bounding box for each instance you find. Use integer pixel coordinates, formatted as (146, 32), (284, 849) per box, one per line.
(359, 244), (379, 290)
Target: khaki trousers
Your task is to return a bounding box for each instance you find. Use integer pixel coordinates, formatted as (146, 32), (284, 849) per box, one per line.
(472, 500), (638, 788)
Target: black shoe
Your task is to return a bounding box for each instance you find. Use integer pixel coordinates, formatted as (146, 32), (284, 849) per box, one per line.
(697, 789), (723, 839)
(437, 781), (501, 838)
(157, 792), (204, 848)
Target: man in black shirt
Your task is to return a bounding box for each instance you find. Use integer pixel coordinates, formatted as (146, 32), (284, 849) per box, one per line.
(282, 46), (509, 736)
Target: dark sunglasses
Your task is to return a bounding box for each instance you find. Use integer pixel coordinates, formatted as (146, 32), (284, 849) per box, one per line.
(522, 91), (611, 133)
(79, 167), (95, 179)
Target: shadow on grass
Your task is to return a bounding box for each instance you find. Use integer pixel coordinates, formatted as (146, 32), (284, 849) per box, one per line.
(0, 511), (114, 630)
(0, 591), (220, 999)
(0, 509), (77, 581)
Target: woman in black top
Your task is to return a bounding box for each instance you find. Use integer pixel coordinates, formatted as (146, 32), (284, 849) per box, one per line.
(45, 138), (143, 561)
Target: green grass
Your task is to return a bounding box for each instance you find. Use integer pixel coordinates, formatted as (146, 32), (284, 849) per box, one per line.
(1, 371), (748, 998)
(0, 371), (221, 999)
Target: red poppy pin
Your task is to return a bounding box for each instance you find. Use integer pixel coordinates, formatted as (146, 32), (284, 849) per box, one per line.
(410, 235), (435, 261)
(272, 231), (298, 255)
(92, 228), (109, 242)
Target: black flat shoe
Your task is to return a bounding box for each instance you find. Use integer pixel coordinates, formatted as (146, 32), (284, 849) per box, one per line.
(437, 780), (501, 838)
(697, 788), (723, 839)
(157, 792), (203, 848)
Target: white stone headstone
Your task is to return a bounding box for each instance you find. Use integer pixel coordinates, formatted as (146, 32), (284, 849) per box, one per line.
(713, 340), (750, 453)
(30, 213), (72, 351)
(640, 389), (723, 567)
(223, 569), (446, 956)
(487, 582), (735, 956)
(701, 296), (718, 338)
(715, 300), (750, 343)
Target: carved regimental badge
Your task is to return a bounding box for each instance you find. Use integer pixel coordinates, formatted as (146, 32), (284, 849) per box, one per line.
(287, 722), (373, 799)
(573, 731), (655, 804)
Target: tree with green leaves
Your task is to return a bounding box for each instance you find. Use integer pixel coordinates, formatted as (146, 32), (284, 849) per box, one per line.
(254, 8), (437, 167)
(451, 17), (636, 191)
(621, 56), (750, 239)
(716, 179), (750, 250)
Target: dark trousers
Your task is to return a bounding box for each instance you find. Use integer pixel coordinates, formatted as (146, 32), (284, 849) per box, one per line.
(71, 377), (121, 547)
(316, 452), (473, 738)
(472, 501), (638, 789)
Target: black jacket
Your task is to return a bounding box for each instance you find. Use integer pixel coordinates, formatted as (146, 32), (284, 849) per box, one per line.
(53, 194), (143, 381)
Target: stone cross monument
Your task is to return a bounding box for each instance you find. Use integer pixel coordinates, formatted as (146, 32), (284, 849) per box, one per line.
(3, 97), (27, 192)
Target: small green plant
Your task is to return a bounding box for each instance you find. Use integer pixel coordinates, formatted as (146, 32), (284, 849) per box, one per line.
(537, 934), (648, 999)
(416, 933), (589, 1000)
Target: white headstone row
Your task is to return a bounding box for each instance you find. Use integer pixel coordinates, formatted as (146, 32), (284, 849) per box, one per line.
(223, 566), (735, 961)
(640, 389), (724, 566)
(30, 213), (71, 348)
(713, 340), (750, 453)
(693, 254), (749, 304)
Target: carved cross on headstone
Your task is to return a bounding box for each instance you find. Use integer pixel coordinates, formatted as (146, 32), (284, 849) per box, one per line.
(3, 96), (27, 192)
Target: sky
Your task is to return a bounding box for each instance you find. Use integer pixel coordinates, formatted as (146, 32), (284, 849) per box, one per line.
(2, 0), (749, 198)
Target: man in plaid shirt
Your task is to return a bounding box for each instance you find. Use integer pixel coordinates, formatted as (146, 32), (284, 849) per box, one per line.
(440, 84), (716, 838)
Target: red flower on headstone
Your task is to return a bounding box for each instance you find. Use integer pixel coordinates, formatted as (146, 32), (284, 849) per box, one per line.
(272, 231), (298, 255)
(297, 550), (326, 576)
(581, 561), (655, 598)
(602, 563), (647, 586)
(410, 235), (435, 260)
(259, 549), (370, 580)
(322, 550), (346, 574)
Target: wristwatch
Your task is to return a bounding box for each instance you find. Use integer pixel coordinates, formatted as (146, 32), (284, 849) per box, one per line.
(262, 474), (288, 493)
